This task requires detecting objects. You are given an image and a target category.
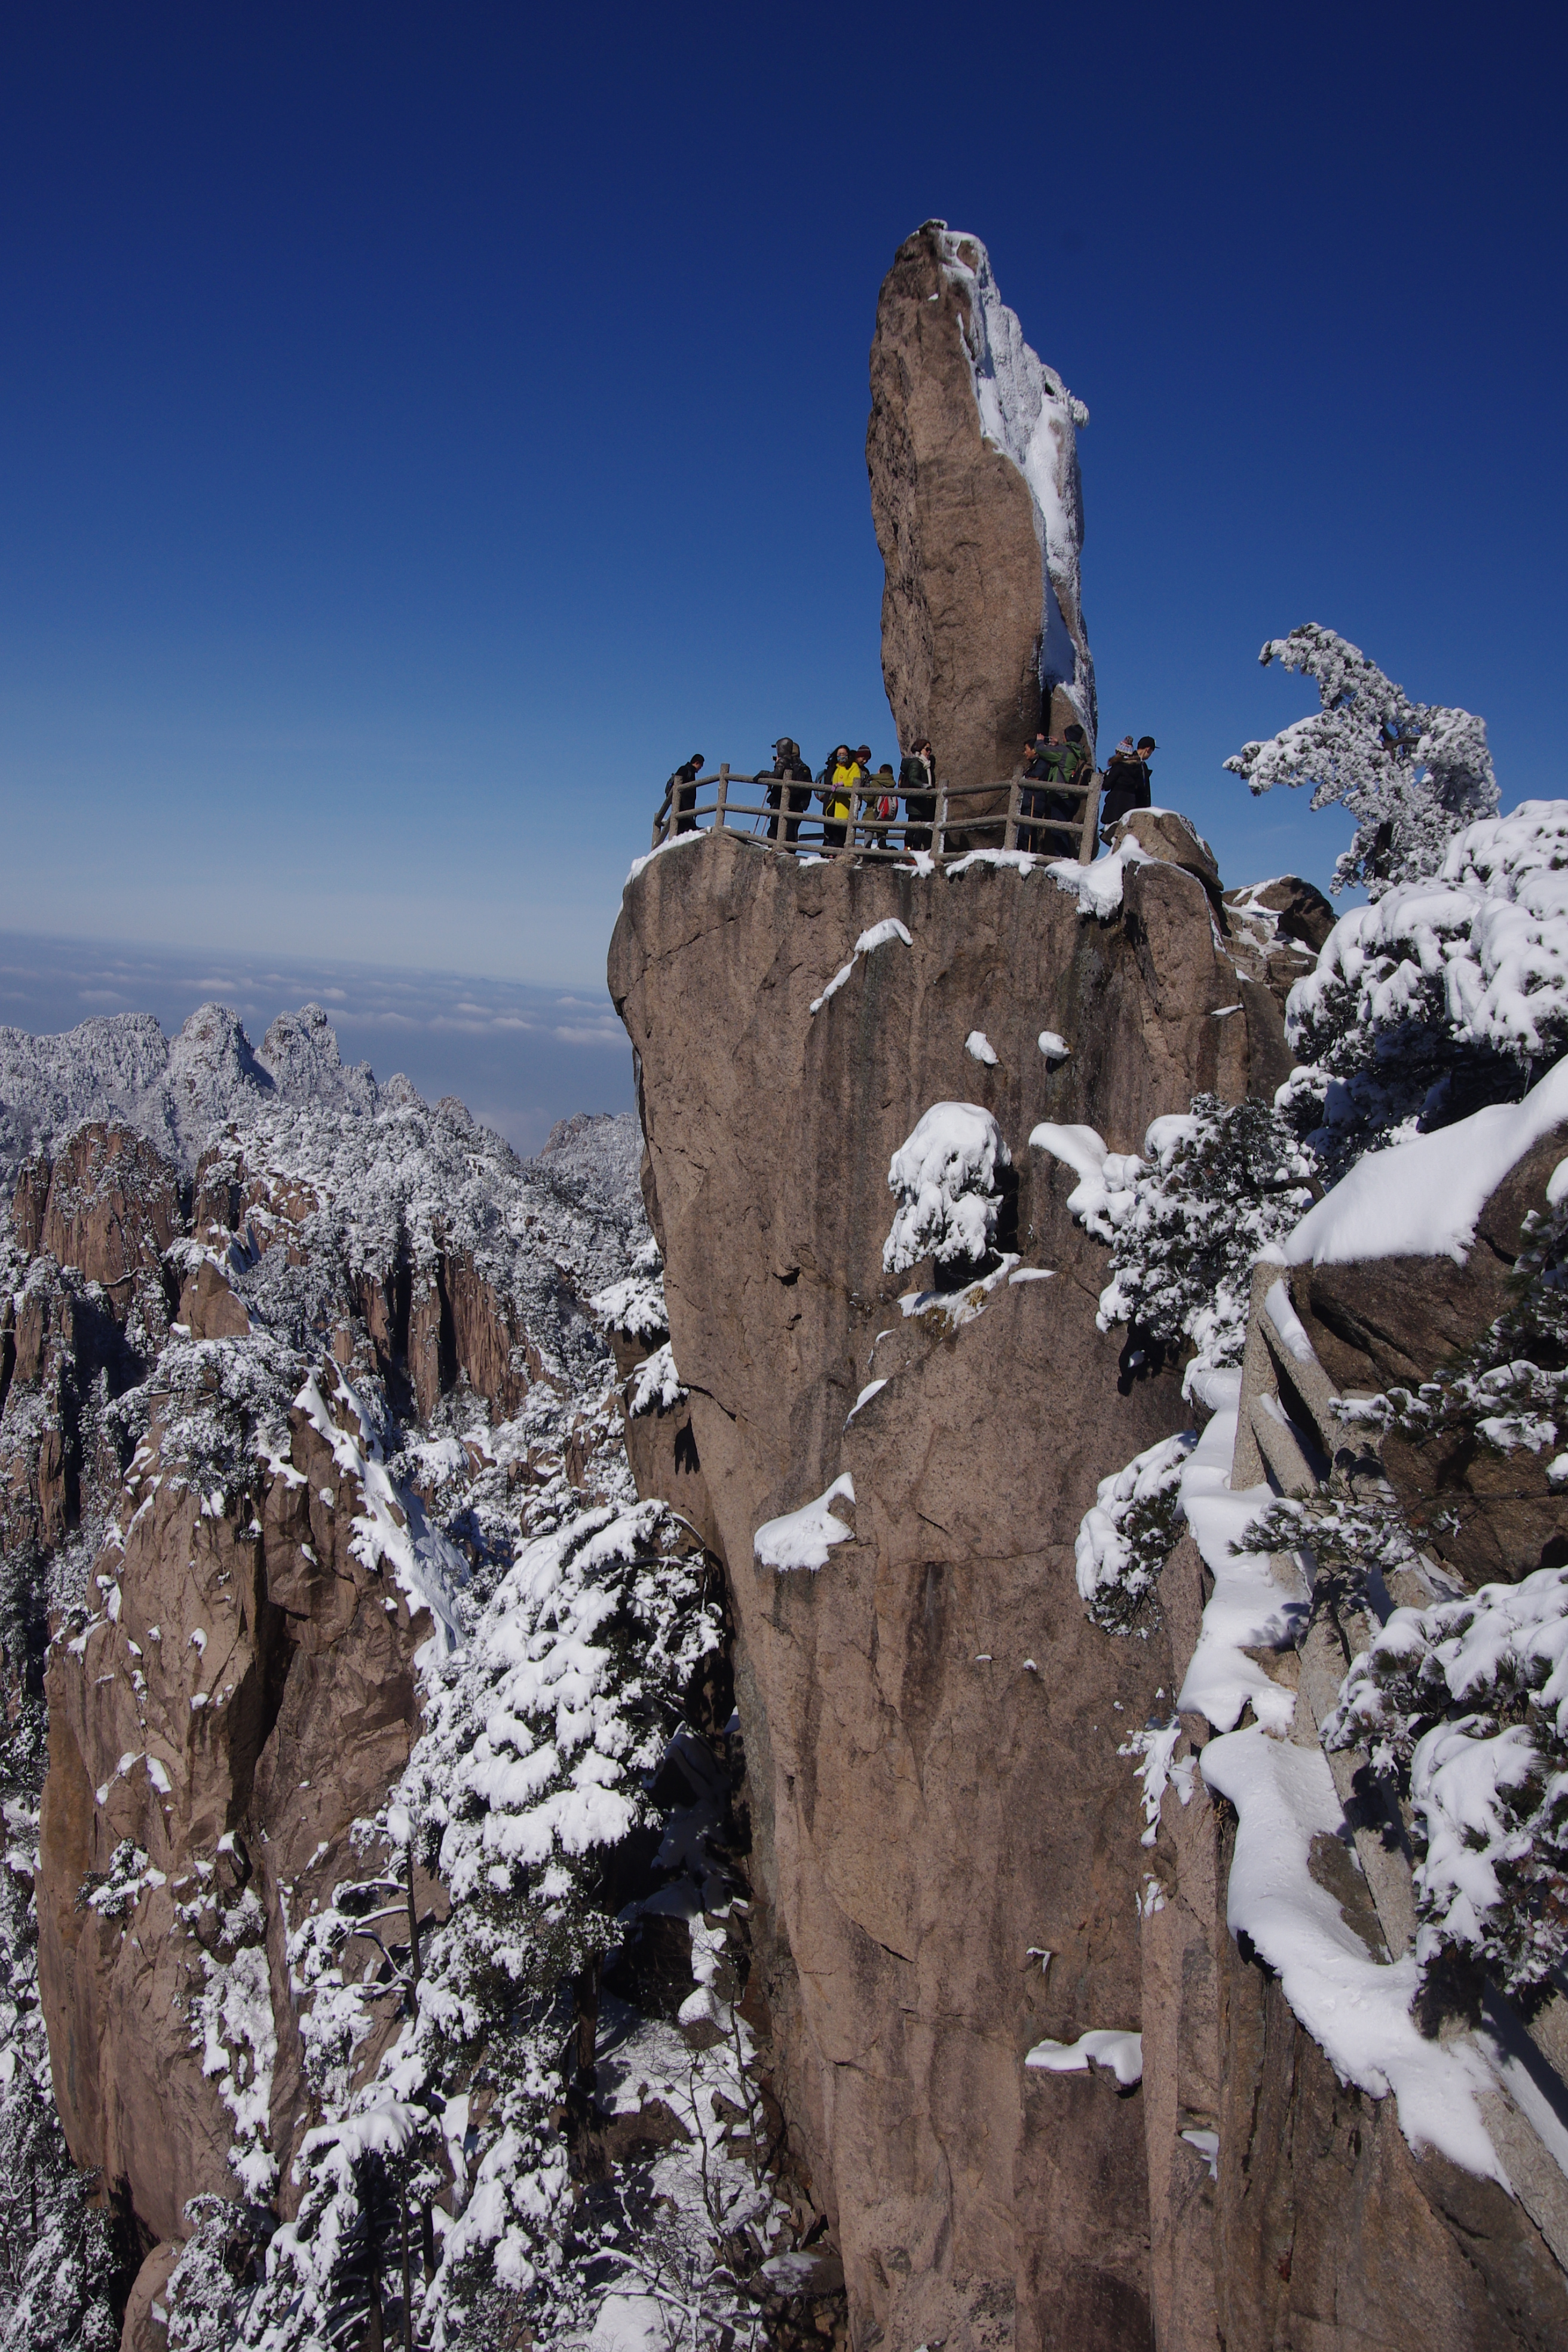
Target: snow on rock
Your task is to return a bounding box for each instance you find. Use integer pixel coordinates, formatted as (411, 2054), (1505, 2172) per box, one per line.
(1284, 1056), (1568, 1266)
(1174, 1374), (1304, 1734)
(965, 1030), (999, 1065)
(810, 918), (913, 1015)
(1045, 836), (1151, 920)
(1037, 1031), (1070, 1062)
(755, 1475), (856, 1573)
(1025, 2029), (1143, 2086)
(1120, 1719), (1198, 1848)
(625, 829), (706, 886)
(932, 226), (1095, 739)
(884, 1102), (1010, 1274)
(293, 1368), (466, 1665)
(1200, 1726), (1506, 2182)
(899, 1252), (1023, 1331)
(944, 849), (1044, 879)
(1028, 1121), (1144, 1243)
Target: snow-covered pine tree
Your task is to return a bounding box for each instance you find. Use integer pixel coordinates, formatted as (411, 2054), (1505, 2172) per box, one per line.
(1094, 1096), (1317, 1386)
(1280, 801), (1568, 1177)
(1224, 624), (1498, 898)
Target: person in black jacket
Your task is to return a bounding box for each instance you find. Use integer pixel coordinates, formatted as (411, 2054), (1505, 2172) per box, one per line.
(1018, 727), (1088, 852)
(900, 738), (936, 850)
(654, 753), (706, 837)
(763, 737), (813, 846)
(1099, 736), (1156, 843)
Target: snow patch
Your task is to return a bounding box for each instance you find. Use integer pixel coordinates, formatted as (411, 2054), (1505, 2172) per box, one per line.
(1202, 1726), (1505, 2181)
(1025, 2029), (1143, 2086)
(809, 919), (912, 1015)
(1285, 1056), (1568, 1266)
(754, 1475), (856, 1574)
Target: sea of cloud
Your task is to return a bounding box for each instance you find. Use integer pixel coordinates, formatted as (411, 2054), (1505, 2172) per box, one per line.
(0, 929), (634, 1157)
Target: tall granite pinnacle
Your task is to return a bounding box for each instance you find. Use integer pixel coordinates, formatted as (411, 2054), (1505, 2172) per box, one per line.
(868, 221), (1095, 790)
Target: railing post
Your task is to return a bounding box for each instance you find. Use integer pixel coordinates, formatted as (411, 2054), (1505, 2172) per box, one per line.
(715, 764), (729, 835)
(935, 782), (948, 861)
(1079, 770), (1101, 864)
(1005, 774), (1022, 853)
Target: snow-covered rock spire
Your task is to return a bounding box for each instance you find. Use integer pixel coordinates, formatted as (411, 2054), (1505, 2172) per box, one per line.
(932, 225), (1095, 746)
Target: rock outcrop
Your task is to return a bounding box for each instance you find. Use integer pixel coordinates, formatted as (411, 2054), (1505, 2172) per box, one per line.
(868, 222), (1094, 790)
(610, 826), (1293, 2351)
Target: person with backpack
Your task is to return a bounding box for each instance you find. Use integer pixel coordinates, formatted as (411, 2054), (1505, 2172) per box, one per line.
(1018, 726), (1088, 852)
(818, 745), (860, 850)
(900, 737), (936, 850)
(654, 752), (706, 838)
(763, 737), (813, 846)
(1099, 736), (1157, 843)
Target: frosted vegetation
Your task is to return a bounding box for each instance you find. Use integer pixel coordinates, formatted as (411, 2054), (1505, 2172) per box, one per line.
(1224, 624), (1499, 898)
(0, 1002), (803, 2351)
(1066, 702), (1568, 2136)
(883, 1103), (1010, 1276)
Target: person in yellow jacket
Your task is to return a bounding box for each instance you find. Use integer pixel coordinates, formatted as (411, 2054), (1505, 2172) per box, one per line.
(817, 743), (860, 850)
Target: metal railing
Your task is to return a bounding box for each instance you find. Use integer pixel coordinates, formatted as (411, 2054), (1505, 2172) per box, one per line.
(651, 768), (1103, 865)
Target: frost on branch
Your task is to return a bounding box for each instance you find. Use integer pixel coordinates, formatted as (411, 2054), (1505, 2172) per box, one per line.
(1326, 1566), (1568, 1996)
(1074, 1432), (1196, 1634)
(1225, 624), (1498, 898)
(883, 1104), (1010, 1276)
(625, 1340), (687, 1418)
(1092, 1098), (1315, 1385)
(1282, 801), (1568, 1177)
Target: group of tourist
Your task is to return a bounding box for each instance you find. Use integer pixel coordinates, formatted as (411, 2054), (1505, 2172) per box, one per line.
(656, 728), (1157, 853)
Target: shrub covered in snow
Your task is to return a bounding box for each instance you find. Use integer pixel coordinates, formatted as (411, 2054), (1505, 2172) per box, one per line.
(883, 1103), (1010, 1276)
(238, 1496), (722, 2350)
(1093, 1098), (1316, 1383)
(1074, 1432), (1196, 1634)
(1327, 1565), (1568, 1996)
(1282, 802), (1568, 1176)
(1224, 624), (1499, 898)
(591, 1237), (670, 1349)
(1340, 1182), (1568, 1479)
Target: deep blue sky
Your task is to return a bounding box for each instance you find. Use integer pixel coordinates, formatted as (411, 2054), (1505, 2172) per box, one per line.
(1, 3), (1561, 1055)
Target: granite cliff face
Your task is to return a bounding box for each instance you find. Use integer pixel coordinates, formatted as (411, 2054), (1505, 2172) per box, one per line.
(868, 223), (1094, 785)
(609, 826), (1301, 2350)
(610, 825), (1568, 2352)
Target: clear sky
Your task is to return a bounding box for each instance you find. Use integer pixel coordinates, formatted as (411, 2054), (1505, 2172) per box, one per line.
(1, 2), (1561, 1035)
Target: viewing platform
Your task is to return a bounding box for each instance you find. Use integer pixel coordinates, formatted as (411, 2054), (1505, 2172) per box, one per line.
(651, 767), (1103, 864)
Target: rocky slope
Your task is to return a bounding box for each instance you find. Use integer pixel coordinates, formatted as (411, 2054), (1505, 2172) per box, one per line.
(868, 222), (1094, 786)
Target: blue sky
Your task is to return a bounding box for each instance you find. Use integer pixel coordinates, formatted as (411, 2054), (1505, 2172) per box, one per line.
(1, 3), (1561, 1115)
